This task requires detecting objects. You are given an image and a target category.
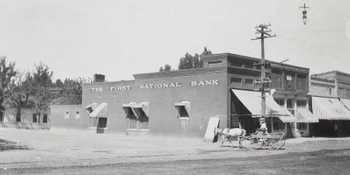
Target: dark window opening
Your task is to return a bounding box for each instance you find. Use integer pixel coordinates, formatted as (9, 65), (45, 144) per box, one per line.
(287, 99), (294, 114)
(297, 123), (307, 130)
(208, 60), (222, 64)
(43, 114), (48, 123)
(245, 79), (253, 84)
(134, 108), (149, 122)
(231, 77), (242, 83)
(296, 100), (307, 107)
(86, 107), (93, 114)
(272, 117), (285, 131)
(0, 111), (3, 122)
(97, 117), (107, 128)
(274, 98), (285, 106)
(123, 107), (137, 120)
(175, 105), (189, 118)
(32, 113), (38, 123)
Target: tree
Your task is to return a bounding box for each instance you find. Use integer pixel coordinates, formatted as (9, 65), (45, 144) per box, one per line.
(0, 57), (17, 121)
(31, 63), (53, 122)
(7, 73), (34, 122)
(178, 47), (212, 70)
(62, 78), (82, 104)
(178, 53), (194, 70)
(159, 64), (172, 72)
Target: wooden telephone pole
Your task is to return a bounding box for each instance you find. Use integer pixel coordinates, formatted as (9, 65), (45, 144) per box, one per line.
(252, 24), (276, 119)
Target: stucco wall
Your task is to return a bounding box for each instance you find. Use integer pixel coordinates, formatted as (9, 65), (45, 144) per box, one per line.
(50, 105), (86, 129)
(82, 70), (228, 136)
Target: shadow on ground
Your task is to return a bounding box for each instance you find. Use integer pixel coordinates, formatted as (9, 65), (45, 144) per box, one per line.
(0, 139), (30, 151)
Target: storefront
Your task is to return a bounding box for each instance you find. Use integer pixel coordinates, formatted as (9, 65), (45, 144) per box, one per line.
(52, 53), (310, 137)
(310, 96), (350, 136)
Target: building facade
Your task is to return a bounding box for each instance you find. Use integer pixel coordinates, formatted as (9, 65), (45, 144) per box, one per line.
(75, 53), (314, 137)
(309, 71), (350, 136)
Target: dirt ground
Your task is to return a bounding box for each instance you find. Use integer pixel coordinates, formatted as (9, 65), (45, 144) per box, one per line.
(1, 127), (350, 174)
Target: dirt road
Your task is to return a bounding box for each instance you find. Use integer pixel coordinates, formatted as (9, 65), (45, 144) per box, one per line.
(1, 128), (350, 174)
(2, 148), (350, 175)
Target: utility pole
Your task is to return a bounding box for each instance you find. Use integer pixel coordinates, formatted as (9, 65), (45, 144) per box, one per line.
(252, 24), (276, 120)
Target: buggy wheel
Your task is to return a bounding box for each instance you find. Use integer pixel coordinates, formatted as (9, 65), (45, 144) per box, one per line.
(271, 139), (286, 150)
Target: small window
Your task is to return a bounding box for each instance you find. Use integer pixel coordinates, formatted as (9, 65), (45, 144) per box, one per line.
(329, 88), (332, 95)
(296, 100), (307, 107)
(274, 98), (285, 106)
(123, 106), (137, 120)
(297, 123), (307, 130)
(245, 79), (253, 84)
(43, 114), (48, 123)
(174, 102), (191, 119)
(75, 111), (80, 119)
(32, 114), (38, 123)
(231, 77), (242, 83)
(176, 106), (189, 118)
(64, 112), (70, 119)
(208, 60), (222, 64)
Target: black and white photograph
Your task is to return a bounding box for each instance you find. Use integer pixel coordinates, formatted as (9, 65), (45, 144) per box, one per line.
(1, 0), (350, 174)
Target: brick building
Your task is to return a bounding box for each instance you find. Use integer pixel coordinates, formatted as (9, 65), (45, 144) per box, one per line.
(62, 53), (316, 137)
(309, 71), (350, 136)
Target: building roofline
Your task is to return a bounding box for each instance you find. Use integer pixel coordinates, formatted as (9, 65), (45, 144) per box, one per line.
(312, 70), (350, 77)
(83, 80), (134, 86)
(133, 67), (226, 79)
(202, 53), (309, 71)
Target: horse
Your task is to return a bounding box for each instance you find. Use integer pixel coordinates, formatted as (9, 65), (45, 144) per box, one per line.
(215, 128), (246, 148)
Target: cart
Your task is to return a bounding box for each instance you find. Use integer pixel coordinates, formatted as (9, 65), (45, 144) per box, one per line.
(245, 131), (286, 150)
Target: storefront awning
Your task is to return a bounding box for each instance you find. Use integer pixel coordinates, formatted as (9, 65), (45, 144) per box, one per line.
(295, 107), (319, 123)
(312, 96), (350, 120)
(340, 98), (350, 111)
(89, 103), (108, 118)
(232, 89), (295, 123)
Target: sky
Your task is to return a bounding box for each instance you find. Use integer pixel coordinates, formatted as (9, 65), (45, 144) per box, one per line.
(0, 0), (349, 81)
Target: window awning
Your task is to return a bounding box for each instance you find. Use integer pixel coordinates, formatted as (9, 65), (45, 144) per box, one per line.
(133, 102), (150, 117)
(232, 89), (295, 123)
(312, 97), (350, 120)
(89, 103), (108, 118)
(174, 101), (191, 113)
(340, 98), (350, 111)
(122, 102), (137, 118)
(85, 102), (98, 114)
(295, 107), (319, 123)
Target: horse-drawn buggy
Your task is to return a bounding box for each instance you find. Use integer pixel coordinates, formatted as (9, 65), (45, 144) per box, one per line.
(215, 128), (286, 150)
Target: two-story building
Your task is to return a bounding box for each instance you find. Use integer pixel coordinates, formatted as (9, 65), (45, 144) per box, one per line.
(309, 71), (350, 136)
(58, 53), (315, 137)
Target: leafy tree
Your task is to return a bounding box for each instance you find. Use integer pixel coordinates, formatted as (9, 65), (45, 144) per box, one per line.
(200, 47), (212, 56)
(0, 57), (17, 121)
(159, 64), (172, 72)
(178, 47), (212, 70)
(31, 63), (53, 122)
(55, 79), (64, 88)
(7, 73), (35, 122)
(62, 78), (82, 104)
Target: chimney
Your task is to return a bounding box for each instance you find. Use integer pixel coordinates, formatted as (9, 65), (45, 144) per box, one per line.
(94, 74), (105, 82)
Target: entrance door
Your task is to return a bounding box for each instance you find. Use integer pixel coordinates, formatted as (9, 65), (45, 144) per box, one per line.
(97, 117), (107, 128)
